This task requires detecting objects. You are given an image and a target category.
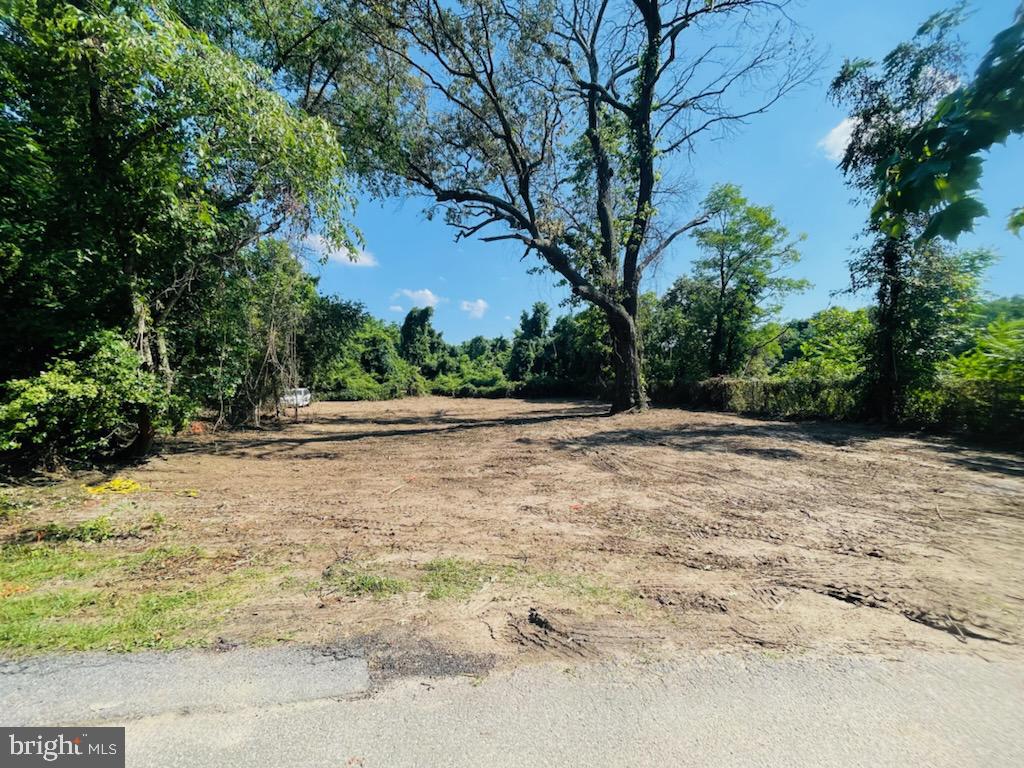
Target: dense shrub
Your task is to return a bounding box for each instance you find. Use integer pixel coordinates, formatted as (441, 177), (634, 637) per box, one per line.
(430, 356), (514, 398)
(315, 320), (426, 401)
(670, 376), (865, 421)
(904, 320), (1024, 442)
(0, 333), (167, 469)
(904, 379), (1024, 443)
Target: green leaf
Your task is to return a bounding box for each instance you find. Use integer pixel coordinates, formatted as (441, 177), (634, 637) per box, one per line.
(1009, 207), (1024, 236)
(922, 198), (989, 241)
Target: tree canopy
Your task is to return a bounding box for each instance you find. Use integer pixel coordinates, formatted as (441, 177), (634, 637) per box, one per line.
(340, 0), (816, 412)
(1, 0), (1022, 469)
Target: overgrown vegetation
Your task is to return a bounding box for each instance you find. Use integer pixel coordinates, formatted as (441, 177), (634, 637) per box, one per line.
(1, 1), (1021, 472)
(1, 0), (351, 466)
(421, 557), (491, 600)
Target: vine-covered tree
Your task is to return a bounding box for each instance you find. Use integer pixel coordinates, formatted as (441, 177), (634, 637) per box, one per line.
(399, 306), (451, 376)
(354, 0), (814, 412)
(829, 5), (967, 421)
(507, 303), (553, 382)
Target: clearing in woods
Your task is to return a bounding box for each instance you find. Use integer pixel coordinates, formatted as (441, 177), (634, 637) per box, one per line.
(3, 397), (1022, 664)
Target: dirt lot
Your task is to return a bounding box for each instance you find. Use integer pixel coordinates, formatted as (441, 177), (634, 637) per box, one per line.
(4, 397), (1023, 664)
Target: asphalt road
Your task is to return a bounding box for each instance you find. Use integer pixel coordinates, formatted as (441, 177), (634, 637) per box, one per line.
(3, 648), (1021, 767)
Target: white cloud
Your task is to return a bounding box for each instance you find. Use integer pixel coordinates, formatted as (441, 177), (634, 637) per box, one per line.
(817, 117), (857, 163)
(302, 234), (378, 267)
(395, 288), (445, 308)
(460, 298), (489, 319)
(388, 305), (404, 313)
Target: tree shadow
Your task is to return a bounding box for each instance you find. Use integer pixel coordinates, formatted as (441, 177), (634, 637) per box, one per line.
(300, 400), (603, 429)
(151, 399), (1024, 478)
(924, 442), (1024, 478)
(157, 402), (608, 460)
(547, 417), (880, 457)
(547, 413), (1024, 476)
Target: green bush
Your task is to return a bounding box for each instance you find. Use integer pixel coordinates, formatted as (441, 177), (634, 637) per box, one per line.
(905, 379), (1024, 442)
(676, 375), (865, 420)
(903, 320), (1024, 441)
(315, 320), (427, 401)
(0, 333), (165, 468)
(429, 356), (513, 398)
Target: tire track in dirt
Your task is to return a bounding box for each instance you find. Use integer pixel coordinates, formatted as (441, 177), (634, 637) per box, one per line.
(59, 397), (1017, 662)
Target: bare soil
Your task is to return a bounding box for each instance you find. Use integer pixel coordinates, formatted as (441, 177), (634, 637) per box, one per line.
(11, 397), (1024, 663)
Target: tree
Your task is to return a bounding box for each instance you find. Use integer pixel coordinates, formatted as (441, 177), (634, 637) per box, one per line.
(356, 0), (814, 412)
(507, 302), (552, 382)
(463, 336), (493, 360)
(162, 239), (336, 426)
(829, 5), (968, 421)
(780, 307), (872, 379)
(298, 296), (368, 389)
(170, 0), (408, 192)
(547, 306), (612, 394)
(317, 317), (426, 400)
(663, 184), (807, 379)
(644, 288), (700, 390)
(976, 295), (1024, 326)
(873, 3), (1024, 240)
(894, 245), (992, 397)
(0, 0), (349, 453)
(398, 306), (451, 375)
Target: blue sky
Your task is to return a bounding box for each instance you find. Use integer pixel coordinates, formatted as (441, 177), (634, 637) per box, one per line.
(306, 0), (1023, 344)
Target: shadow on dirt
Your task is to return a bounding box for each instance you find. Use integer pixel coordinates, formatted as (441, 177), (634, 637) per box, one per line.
(305, 400), (603, 428)
(925, 444), (1024, 478)
(158, 402), (608, 459)
(152, 399), (1024, 478)
(547, 419), (874, 459)
(547, 414), (1024, 476)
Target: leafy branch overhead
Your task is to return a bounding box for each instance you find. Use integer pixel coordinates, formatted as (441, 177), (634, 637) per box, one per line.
(872, 4), (1024, 241)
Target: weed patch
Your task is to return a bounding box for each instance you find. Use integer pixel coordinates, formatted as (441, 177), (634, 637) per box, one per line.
(31, 515), (115, 543)
(525, 571), (642, 612)
(421, 557), (491, 600)
(0, 580), (249, 654)
(322, 561), (409, 598)
(418, 558), (640, 610)
(0, 492), (30, 522)
(0, 541), (265, 655)
(0, 543), (116, 584)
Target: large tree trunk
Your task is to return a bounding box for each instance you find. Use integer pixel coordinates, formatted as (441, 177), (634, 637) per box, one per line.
(709, 310), (726, 376)
(875, 237), (903, 424)
(607, 309), (647, 414)
(128, 405), (156, 457)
